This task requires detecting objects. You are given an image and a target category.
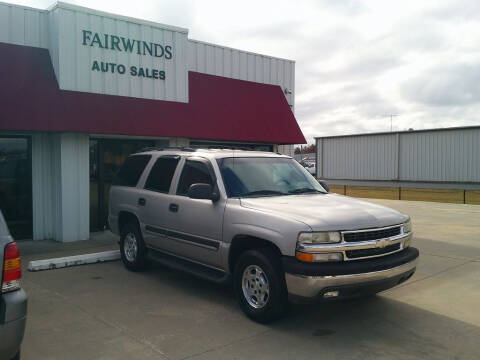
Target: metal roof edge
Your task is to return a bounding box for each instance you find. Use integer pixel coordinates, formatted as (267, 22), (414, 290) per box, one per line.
(314, 125), (480, 140)
(188, 38), (295, 63)
(48, 1), (189, 34)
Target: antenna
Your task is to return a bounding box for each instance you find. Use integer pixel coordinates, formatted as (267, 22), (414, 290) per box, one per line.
(384, 114), (399, 132)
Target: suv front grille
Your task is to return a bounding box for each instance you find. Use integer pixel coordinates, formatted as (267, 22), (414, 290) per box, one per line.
(343, 226), (401, 242)
(346, 243), (401, 259)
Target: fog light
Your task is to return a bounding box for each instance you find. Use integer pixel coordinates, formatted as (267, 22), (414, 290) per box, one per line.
(323, 291), (339, 298)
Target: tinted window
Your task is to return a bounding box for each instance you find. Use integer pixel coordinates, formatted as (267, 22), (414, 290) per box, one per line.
(144, 157), (180, 193)
(177, 160), (213, 195)
(112, 155), (151, 187)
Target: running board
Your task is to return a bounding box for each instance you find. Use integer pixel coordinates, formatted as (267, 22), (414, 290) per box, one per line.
(147, 249), (231, 285)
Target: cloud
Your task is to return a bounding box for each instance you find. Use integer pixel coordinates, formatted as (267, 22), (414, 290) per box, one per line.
(402, 63), (480, 106)
(425, 0), (480, 21)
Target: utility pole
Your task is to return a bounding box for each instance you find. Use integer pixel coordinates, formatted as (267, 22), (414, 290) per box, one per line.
(385, 114), (399, 132)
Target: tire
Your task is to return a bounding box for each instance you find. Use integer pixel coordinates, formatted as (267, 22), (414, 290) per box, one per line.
(120, 221), (149, 271)
(233, 248), (288, 323)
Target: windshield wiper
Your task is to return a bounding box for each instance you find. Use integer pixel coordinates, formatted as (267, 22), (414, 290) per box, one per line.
(288, 187), (323, 194)
(242, 190), (288, 197)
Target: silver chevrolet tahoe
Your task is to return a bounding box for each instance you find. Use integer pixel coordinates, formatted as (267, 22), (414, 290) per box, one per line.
(109, 148), (418, 322)
(0, 211), (27, 360)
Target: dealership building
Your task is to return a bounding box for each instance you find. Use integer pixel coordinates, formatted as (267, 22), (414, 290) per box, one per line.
(0, 2), (305, 241)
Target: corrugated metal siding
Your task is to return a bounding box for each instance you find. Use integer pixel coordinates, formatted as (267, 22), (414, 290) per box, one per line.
(48, 8), (60, 80)
(317, 128), (480, 183)
(316, 138), (323, 178)
(188, 40), (295, 110)
(59, 133), (89, 242)
(0, 3), (49, 48)
(32, 133), (90, 241)
(321, 134), (397, 180)
(399, 128), (480, 182)
(278, 144), (294, 157)
(32, 133), (55, 240)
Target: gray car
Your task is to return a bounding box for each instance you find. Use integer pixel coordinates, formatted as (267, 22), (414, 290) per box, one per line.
(0, 211), (27, 359)
(109, 148), (418, 322)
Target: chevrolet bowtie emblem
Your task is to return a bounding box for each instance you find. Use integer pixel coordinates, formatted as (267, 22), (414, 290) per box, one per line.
(377, 239), (388, 248)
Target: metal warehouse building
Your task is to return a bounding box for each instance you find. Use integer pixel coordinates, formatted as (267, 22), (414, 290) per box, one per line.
(315, 126), (480, 204)
(0, 2), (305, 241)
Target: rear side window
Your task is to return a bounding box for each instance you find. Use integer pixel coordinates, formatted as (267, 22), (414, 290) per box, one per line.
(112, 155), (151, 187)
(177, 160), (213, 195)
(144, 157), (180, 193)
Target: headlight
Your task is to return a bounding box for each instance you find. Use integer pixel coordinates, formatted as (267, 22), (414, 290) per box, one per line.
(297, 231), (341, 244)
(296, 232), (343, 262)
(403, 219), (413, 248)
(403, 219), (412, 233)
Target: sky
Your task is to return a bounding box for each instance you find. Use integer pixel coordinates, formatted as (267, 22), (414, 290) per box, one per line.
(9, 0), (480, 143)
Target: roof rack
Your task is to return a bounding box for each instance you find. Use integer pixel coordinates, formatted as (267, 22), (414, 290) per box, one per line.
(190, 145), (256, 151)
(137, 146), (196, 153)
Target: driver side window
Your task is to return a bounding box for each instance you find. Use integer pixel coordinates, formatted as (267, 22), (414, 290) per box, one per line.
(177, 160), (213, 196)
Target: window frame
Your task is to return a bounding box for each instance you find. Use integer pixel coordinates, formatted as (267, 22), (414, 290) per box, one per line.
(143, 155), (181, 194)
(216, 156), (324, 198)
(175, 157), (217, 197)
(111, 154), (152, 188)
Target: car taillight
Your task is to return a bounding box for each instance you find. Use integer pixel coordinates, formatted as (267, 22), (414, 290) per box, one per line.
(2, 242), (21, 293)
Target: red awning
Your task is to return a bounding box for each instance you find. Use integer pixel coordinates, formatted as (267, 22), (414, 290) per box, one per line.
(0, 42), (306, 144)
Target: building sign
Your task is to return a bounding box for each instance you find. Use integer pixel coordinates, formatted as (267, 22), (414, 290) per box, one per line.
(82, 30), (172, 80)
(90, 61), (166, 79)
(81, 30), (173, 58)
(82, 30), (170, 80)
(49, 3), (189, 102)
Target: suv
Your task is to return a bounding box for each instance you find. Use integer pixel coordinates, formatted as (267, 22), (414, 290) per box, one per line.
(109, 148), (418, 322)
(0, 210), (27, 359)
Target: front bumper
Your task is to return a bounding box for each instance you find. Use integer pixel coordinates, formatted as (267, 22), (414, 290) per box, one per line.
(0, 289), (28, 359)
(284, 247), (419, 302)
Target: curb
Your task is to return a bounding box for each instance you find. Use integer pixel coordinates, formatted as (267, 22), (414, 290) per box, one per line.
(28, 250), (120, 271)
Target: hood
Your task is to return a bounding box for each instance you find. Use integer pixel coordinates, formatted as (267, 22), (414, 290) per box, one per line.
(240, 193), (408, 231)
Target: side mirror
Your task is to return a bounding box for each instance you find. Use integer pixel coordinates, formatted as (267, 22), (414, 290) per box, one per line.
(188, 183), (219, 201)
(318, 180), (329, 193)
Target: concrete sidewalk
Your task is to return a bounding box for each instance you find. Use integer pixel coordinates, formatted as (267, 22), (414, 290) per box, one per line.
(18, 200), (480, 360)
(18, 231), (119, 261)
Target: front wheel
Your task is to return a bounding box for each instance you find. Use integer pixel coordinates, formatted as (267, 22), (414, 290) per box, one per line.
(233, 249), (288, 322)
(120, 222), (148, 271)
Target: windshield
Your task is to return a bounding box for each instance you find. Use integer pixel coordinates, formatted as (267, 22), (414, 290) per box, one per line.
(217, 157), (326, 197)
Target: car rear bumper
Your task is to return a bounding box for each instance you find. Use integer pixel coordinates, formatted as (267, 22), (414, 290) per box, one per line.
(0, 289), (28, 359)
(283, 247), (419, 302)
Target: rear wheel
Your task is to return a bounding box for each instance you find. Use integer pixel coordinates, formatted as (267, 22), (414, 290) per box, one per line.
(233, 248), (288, 322)
(120, 222), (148, 271)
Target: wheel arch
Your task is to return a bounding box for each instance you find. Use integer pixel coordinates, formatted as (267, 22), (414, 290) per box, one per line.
(228, 235), (283, 274)
(118, 211), (141, 234)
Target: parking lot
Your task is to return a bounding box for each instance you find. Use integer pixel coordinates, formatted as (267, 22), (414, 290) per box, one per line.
(19, 199), (480, 360)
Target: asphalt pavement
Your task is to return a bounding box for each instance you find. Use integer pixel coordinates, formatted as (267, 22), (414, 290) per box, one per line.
(18, 199), (480, 360)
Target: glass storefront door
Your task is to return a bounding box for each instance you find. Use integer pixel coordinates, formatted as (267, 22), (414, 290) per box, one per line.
(0, 137), (32, 239)
(89, 139), (161, 232)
